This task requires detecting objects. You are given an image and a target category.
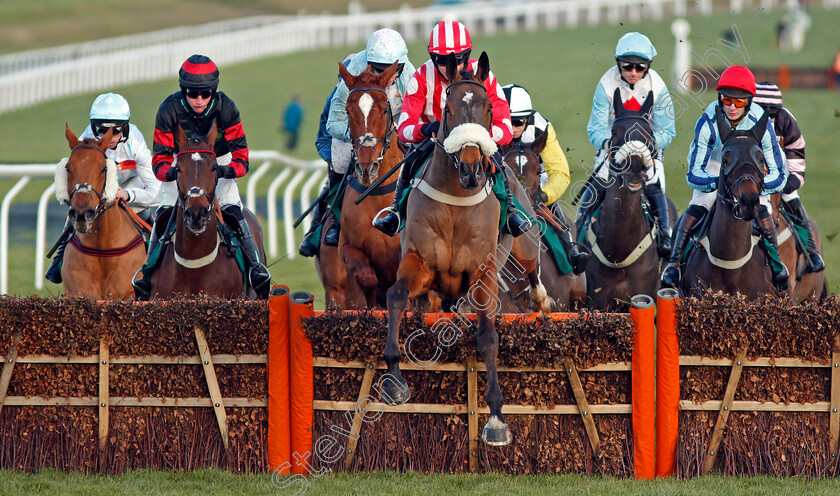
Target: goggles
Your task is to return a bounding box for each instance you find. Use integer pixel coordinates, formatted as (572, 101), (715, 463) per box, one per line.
(721, 96), (749, 108)
(511, 117), (528, 127)
(430, 50), (471, 67)
(619, 62), (650, 73)
(185, 88), (214, 99)
(94, 123), (127, 138)
(370, 62), (404, 77)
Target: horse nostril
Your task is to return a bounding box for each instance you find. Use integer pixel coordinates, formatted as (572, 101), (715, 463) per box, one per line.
(68, 210), (77, 222)
(84, 210), (96, 223)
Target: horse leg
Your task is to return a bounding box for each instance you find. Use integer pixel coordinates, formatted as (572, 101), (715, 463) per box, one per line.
(511, 231), (553, 313)
(383, 249), (434, 405)
(342, 244), (378, 309)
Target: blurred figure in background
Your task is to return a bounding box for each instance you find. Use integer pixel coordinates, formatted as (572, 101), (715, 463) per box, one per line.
(281, 95), (304, 150)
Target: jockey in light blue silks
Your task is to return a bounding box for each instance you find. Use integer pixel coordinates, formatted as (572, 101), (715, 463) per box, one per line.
(576, 32), (676, 267)
(297, 28), (415, 256)
(660, 65), (789, 292)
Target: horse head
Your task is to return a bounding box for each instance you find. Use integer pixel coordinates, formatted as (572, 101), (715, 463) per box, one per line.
(339, 61), (400, 186)
(502, 130), (548, 200)
(57, 124), (118, 233)
(439, 51), (496, 190)
(608, 89), (656, 193)
(174, 123), (219, 235)
(715, 107), (768, 221)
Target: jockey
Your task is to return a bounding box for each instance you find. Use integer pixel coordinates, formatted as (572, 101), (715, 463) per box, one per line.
(502, 83), (587, 274)
(660, 66), (789, 291)
(753, 81), (824, 272)
(133, 54), (271, 299)
(579, 32), (676, 262)
(372, 20), (531, 238)
(299, 29), (414, 257)
(46, 93), (160, 284)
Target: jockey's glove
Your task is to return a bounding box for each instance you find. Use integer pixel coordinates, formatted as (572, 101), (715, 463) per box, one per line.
(215, 166), (238, 180)
(164, 165), (180, 182)
(420, 121), (440, 139)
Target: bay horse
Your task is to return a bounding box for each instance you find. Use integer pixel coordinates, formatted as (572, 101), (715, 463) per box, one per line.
(582, 91), (676, 310)
(315, 223), (347, 309)
(773, 195), (827, 301)
(149, 124), (266, 299)
(383, 53), (551, 447)
(500, 134), (580, 310)
(336, 61), (403, 308)
(681, 110), (775, 298)
(55, 124), (146, 299)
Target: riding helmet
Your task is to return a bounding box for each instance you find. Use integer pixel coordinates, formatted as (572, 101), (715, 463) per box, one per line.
(179, 54), (219, 90)
(89, 92), (130, 143)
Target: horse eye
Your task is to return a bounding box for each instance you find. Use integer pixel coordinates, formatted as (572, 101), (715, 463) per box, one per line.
(101, 166), (107, 174)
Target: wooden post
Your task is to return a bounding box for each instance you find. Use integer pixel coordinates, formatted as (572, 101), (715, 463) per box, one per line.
(564, 356), (600, 458)
(98, 338), (110, 468)
(0, 331), (21, 417)
(829, 335), (840, 456)
(194, 325), (229, 450)
(703, 345), (748, 474)
(344, 361), (376, 470)
(467, 357), (479, 473)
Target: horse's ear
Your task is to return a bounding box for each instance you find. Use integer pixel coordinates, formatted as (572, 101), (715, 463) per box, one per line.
(378, 61), (400, 87)
(752, 110), (770, 143)
(612, 88), (625, 118)
(444, 53), (459, 83)
(475, 51), (489, 83)
(338, 62), (353, 88)
(205, 121), (218, 148)
(65, 123), (79, 149)
(715, 105), (732, 143)
(533, 129), (549, 155)
(640, 90), (655, 115)
(176, 125), (188, 148)
(95, 128), (113, 150)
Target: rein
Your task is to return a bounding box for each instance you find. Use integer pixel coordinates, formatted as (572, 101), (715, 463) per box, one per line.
(348, 86), (396, 166)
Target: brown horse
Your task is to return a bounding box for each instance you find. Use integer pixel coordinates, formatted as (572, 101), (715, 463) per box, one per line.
(500, 134), (579, 311)
(773, 195), (827, 301)
(55, 124), (146, 299)
(336, 61), (404, 308)
(383, 53), (550, 447)
(682, 111), (775, 298)
(315, 222), (347, 309)
(149, 124), (266, 299)
(582, 94), (677, 310)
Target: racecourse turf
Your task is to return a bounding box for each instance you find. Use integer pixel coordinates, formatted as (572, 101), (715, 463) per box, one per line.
(2, 7), (840, 302)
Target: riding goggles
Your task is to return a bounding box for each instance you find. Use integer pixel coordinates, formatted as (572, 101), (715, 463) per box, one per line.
(185, 88), (214, 99)
(511, 117), (528, 127)
(619, 62), (650, 73)
(370, 62), (404, 77)
(430, 50), (471, 67)
(721, 96), (750, 108)
(94, 123), (127, 137)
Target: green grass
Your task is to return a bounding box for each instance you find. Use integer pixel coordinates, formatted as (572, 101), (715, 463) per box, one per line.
(1, 470), (840, 495)
(3, 8), (840, 299)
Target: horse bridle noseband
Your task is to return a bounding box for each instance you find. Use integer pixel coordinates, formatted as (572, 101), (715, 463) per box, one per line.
(435, 78), (494, 169)
(175, 148), (218, 215)
(718, 146), (765, 220)
(66, 144), (117, 220)
(347, 86), (396, 165)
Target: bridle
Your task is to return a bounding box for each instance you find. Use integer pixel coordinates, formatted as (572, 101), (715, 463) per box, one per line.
(66, 144), (117, 220)
(435, 78), (493, 169)
(718, 142), (765, 220)
(348, 86), (396, 166)
(503, 142), (540, 177)
(175, 148), (218, 229)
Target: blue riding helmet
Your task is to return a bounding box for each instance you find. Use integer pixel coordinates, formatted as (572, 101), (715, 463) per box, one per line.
(89, 92), (130, 143)
(614, 32), (657, 63)
(366, 28), (409, 65)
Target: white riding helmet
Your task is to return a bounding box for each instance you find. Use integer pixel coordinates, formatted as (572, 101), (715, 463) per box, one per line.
(502, 84), (534, 119)
(614, 32), (657, 63)
(365, 28), (409, 66)
(90, 92), (130, 143)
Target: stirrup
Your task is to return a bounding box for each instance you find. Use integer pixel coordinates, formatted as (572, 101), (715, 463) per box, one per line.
(660, 263), (681, 289)
(505, 208), (532, 238)
(372, 206), (399, 227)
(131, 268), (151, 300)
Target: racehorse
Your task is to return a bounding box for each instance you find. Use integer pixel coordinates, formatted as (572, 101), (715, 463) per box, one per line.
(383, 53), (551, 447)
(582, 91), (676, 310)
(149, 124), (267, 299)
(681, 110), (776, 298)
(773, 195), (827, 301)
(315, 222), (347, 309)
(336, 61), (404, 308)
(500, 133), (579, 311)
(55, 124), (147, 299)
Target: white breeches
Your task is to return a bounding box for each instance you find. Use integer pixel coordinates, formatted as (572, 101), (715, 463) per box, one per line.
(158, 153), (241, 208)
(331, 139), (353, 174)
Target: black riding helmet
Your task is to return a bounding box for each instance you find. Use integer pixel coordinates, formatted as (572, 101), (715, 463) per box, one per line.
(179, 54), (219, 91)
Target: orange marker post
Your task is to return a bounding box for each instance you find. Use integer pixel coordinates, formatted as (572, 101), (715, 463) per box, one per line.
(267, 285), (291, 475)
(630, 294), (656, 479)
(289, 291), (315, 475)
(656, 288), (680, 477)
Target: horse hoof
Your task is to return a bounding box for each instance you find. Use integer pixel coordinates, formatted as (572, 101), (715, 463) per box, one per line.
(380, 378), (411, 406)
(481, 417), (512, 446)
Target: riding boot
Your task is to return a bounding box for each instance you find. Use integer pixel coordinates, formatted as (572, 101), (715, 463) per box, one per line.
(299, 173), (337, 257)
(556, 223), (589, 276)
(372, 140), (432, 236)
(45, 219), (72, 284)
(757, 206), (790, 292)
(224, 205), (271, 299)
(496, 157), (532, 238)
(323, 170), (343, 247)
(645, 184), (672, 259)
(787, 198), (825, 273)
(660, 209), (703, 289)
(132, 206), (173, 300)
(571, 179), (608, 273)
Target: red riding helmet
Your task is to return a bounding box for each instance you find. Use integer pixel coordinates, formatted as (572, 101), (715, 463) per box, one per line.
(716, 65), (756, 98)
(179, 54), (219, 90)
(428, 21), (472, 55)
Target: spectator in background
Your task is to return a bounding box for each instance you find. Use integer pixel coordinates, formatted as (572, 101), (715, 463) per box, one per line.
(833, 50), (840, 90)
(282, 95), (304, 150)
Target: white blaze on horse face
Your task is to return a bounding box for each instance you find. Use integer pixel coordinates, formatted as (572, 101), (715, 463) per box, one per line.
(191, 152), (202, 162)
(515, 155), (529, 170)
(463, 92), (474, 105)
(358, 93), (374, 128)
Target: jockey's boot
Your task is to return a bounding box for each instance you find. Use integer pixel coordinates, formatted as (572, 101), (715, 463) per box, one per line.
(645, 184), (672, 259)
(45, 218), (72, 284)
(556, 222), (589, 275)
(132, 206), (173, 300)
(660, 207), (704, 289)
(299, 171), (341, 257)
(372, 139), (433, 236)
(224, 205), (271, 299)
(497, 158), (532, 238)
(323, 170), (343, 247)
(788, 198), (825, 273)
(571, 178), (608, 272)
(757, 205), (790, 292)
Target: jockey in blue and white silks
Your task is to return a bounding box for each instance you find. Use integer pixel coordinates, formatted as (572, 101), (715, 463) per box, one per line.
(577, 32), (677, 264)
